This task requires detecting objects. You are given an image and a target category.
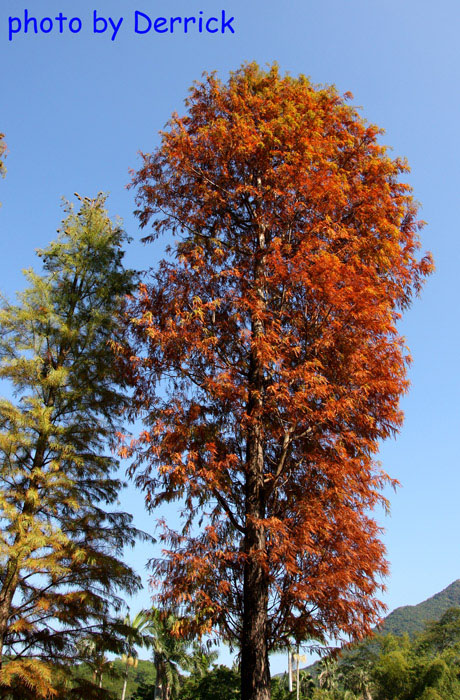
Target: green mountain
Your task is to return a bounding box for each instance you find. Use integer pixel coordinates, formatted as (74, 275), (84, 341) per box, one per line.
(297, 580), (460, 677)
(378, 579), (460, 638)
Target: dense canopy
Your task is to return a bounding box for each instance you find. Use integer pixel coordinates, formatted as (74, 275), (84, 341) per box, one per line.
(119, 63), (432, 699)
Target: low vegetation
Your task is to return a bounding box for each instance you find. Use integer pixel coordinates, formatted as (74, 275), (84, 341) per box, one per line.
(24, 605), (458, 700)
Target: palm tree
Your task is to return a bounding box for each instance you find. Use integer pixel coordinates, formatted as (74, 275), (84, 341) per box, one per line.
(341, 653), (374, 700)
(119, 610), (158, 700)
(188, 645), (219, 678)
(121, 608), (205, 700)
(298, 669), (316, 698)
(346, 666), (373, 700)
(147, 610), (197, 700)
(318, 657), (340, 694)
(77, 636), (113, 689)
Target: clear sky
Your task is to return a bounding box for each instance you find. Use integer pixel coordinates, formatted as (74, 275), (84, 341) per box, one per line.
(1, 0), (459, 677)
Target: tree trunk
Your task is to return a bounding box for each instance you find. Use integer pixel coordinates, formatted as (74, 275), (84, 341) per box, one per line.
(154, 655), (163, 700)
(240, 533), (270, 700)
(241, 225), (271, 700)
(296, 647), (300, 700)
(241, 361), (270, 697)
(120, 661), (129, 700)
(0, 560), (20, 671)
(288, 650), (293, 692)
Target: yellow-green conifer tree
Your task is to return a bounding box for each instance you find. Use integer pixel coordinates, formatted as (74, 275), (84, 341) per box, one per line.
(0, 195), (149, 698)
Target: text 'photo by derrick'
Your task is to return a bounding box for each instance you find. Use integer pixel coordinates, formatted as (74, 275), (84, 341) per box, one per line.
(7, 9), (237, 42)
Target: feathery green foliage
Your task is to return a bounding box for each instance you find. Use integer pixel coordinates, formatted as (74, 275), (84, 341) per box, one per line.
(0, 194), (150, 698)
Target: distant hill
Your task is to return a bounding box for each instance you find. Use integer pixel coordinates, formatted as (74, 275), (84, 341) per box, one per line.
(378, 579), (460, 638)
(296, 580), (460, 677)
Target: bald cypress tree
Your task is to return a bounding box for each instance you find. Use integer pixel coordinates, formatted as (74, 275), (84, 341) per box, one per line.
(126, 64), (432, 700)
(0, 195), (148, 698)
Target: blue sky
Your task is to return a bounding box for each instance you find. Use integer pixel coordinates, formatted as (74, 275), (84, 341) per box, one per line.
(1, 0), (459, 676)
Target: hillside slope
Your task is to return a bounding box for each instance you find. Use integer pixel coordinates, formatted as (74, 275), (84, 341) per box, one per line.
(297, 580), (460, 678)
(379, 579), (460, 638)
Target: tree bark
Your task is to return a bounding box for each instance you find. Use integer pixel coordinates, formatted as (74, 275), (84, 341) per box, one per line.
(241, 416), (270, 699)
(240, 503), (271, 700)
(0, 573), (18, 668)
(241, 232), (271, 700)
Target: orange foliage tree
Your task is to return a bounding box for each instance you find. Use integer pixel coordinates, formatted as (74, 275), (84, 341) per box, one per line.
(123, 64), (433, 700)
